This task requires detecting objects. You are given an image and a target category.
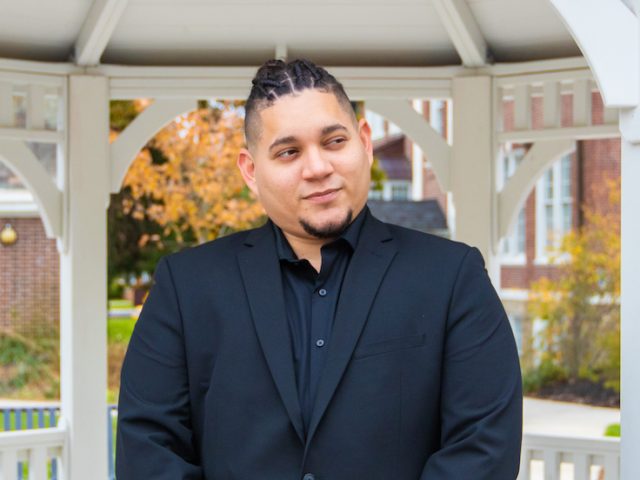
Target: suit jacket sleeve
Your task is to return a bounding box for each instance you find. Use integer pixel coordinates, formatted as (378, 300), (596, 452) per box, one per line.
(116, 256), (203, 480)
(420, 247), (523, 479)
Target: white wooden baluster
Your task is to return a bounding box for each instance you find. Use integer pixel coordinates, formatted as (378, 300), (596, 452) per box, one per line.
(1, 448), (18, 480)
(26, 84), (45, 131)
(572, 79), (592, 127)
(28, 446), (47, 480)
(514, 83), (531, 131)
(543, 449), (561, 480)
(573, 452), (590, 480)
(0, 82), (13, 127)
(517, 447), (531, 480)
(543, 81), (561, 129)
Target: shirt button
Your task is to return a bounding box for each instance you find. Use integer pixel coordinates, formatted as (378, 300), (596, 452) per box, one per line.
(318, 288), (327, 297)
(303, 474), (315, 480)
(316, 339), (325, 347)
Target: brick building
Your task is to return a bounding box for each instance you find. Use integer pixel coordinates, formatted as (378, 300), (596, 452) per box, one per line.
(0, 189), (60, 334)
(367, 95), (620, 352)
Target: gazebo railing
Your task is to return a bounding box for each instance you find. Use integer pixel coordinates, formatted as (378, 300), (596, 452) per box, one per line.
(0, 426), (66, 480)
(519, 433), (620, 480)
(0, 405), (622, 480)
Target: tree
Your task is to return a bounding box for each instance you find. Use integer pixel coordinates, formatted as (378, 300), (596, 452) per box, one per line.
(526, 179), (620, 391)
(121, 101), (266, 246)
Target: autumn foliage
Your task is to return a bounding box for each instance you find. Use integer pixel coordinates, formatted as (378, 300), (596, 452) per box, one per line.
(525, 179), (620, 392)
(121, 102), (265, 247)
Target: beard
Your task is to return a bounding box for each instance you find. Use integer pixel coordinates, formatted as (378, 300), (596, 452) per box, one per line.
(299, 208), (353, 239)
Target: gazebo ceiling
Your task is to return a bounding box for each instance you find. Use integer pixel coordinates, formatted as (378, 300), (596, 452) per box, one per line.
(0, 0), (580, 67)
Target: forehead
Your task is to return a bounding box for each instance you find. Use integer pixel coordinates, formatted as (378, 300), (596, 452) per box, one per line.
(256, 89), (353, 144)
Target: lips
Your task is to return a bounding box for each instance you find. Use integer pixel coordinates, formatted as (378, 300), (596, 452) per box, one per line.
(304, 188), (341, 203)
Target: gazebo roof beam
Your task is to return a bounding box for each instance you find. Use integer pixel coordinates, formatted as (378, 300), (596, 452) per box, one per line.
(432, 0), (488, 67)
(74, 0), (129, 66)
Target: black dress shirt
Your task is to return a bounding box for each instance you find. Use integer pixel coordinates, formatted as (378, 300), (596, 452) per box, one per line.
(271, 206), (368, 436)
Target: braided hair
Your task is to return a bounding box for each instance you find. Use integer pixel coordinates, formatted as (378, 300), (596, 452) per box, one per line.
(244, 58), (356, 149)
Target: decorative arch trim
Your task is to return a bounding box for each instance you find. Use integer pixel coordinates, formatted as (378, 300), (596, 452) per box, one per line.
(497, 138), (575, 241)
(0, 139), (62, 238)
(365, 99), (451, 191)
(110, 99), (196, 193)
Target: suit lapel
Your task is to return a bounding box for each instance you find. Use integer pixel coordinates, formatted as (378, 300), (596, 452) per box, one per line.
(305, 214), (397, 447)
(237, 223), (305, 443)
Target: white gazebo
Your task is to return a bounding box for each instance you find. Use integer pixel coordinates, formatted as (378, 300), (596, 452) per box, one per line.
(0, 0), (637, 478)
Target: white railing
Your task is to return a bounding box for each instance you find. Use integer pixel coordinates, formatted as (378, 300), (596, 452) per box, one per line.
(0, 426), (67, 480)
(519, 433), (620, 480)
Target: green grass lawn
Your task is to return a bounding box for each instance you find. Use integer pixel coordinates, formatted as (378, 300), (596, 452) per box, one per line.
(108, 318), (136, 344)
(108, 299), (134, 309)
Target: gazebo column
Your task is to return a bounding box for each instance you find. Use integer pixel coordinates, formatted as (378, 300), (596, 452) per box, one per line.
(59, 75), (109, 479)
(450, 76), (498, 279)
(620, 133), (640, 479)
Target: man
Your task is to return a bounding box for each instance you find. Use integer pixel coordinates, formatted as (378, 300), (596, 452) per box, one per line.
(116, 58), (522, 479)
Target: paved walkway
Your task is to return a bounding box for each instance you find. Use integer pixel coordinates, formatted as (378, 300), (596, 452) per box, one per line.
(524, 396), (620, 437)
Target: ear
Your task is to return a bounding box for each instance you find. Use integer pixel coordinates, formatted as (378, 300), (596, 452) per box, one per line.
(357, 117), (374, 167)
(237, 148), (259, 197)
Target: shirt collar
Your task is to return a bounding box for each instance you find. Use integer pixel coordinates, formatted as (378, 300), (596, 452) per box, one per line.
(271, 204), (369, 262)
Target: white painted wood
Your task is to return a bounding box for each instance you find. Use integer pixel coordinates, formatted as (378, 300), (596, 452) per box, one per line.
(543, 81), (561, 129)
(518, 447), (531, 480)
(519, 433), (620, 480)
(549, 0), (638, 107)
(605, 453), (620, 480)
(0, 128), (63, 143)
(109, 75), (453, 101)
(450, 76), (494, 269)
(0, 82), (12, 127)
(604, 106), (618, 125)
(431, 0), (488, 67)
(621, 137), (640, 480)
(0, 139), (62, 238)
(27, 446), (46, 480)
(494, 68), (593, 88)
(514, 84), (531, 131)
(543, 449), (560, 480)
(1, 448), (17, 480)
(497, 139), (574, 241)
(59, 75), (109, 480)
(366, 99), (450, 191)
(572, 78), (591, 127)
(110, 98), (195, 192)
(74, 0), (129, 66)
(275, 43), (287, 61)
(26, 84), (45, 130)
(572, 452), (590, 480)
(498, 124), (620, 143)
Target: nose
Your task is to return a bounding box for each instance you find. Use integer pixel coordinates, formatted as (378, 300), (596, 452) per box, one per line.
(301, 146), (334, 180)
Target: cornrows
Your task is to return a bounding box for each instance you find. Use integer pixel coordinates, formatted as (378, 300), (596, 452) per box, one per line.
(244, 58), (355, 147)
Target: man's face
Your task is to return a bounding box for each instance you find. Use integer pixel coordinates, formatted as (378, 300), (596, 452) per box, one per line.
(238, 89), (373, 241)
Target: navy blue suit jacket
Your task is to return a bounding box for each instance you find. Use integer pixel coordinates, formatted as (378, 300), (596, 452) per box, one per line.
(116, 211), (522, 479)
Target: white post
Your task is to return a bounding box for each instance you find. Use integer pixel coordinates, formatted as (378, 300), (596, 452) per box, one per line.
(59, 75), (109, 479)
(450, 76), (497, 279)
(620, 137), (640, 480)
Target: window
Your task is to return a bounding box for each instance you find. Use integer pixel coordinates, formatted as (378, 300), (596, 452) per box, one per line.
(391, 183), (409, 201)
(499, 143), (526, 261)
(365, 110), (386, 141)
(535, 154), (573, 262)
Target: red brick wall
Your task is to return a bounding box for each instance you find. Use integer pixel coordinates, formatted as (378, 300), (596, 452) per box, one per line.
(0, 217), (59, 333)
(500, 90), (620, 291)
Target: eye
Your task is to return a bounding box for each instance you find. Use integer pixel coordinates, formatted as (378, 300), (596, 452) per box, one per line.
(327, 137), (347, 147)
(277, 148), (298, 159)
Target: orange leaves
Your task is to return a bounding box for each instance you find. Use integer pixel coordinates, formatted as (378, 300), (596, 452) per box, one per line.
(121, 104), (265, 245)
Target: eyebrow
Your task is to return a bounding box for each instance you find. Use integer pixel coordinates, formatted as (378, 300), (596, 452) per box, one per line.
(268, 123), (349, 153)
